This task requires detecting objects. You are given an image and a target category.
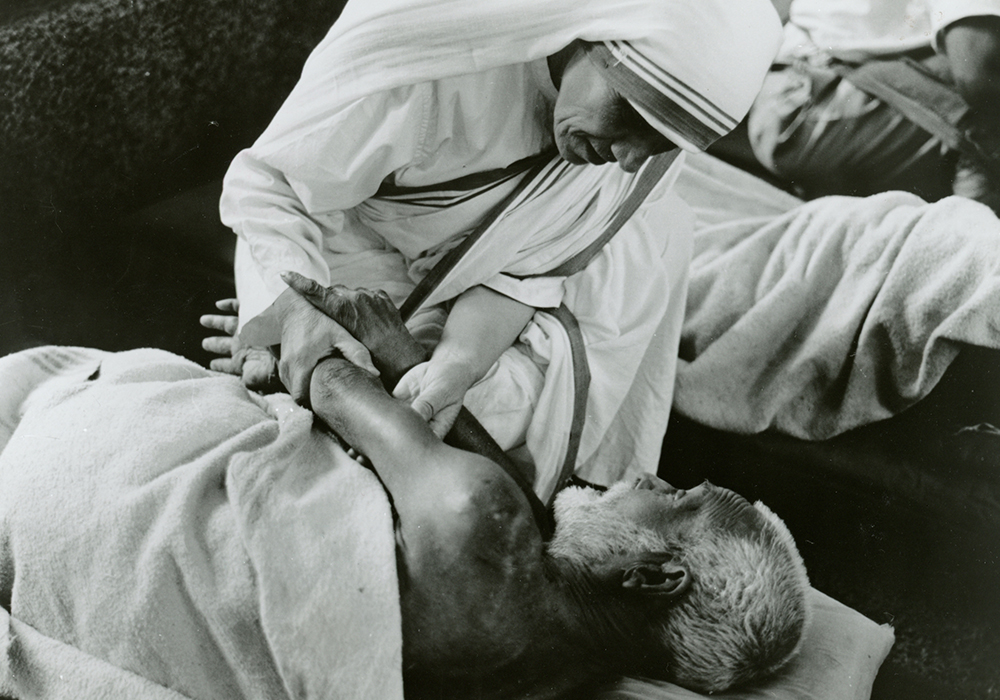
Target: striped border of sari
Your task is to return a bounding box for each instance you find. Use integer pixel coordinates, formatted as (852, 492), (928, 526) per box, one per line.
(373, 151), (556, 208)
(399, 149), (675, 500)
(543, 304), (591, 506)
(521, 148), (679, 278)
(398, 151), (566, 320)
(585, 42), (736, 151)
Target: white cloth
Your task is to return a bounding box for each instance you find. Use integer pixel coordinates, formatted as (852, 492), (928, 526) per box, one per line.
(0, 348), (896, 700)
(780, 0), (1000, 63)
(248, 0), (781, 165)
(582, 0), (783, 150)
(232, 147), (695, 500)
(0, 346), (403, 700)
(224, 59), (560, 325)
(672, 152), (1000, 439)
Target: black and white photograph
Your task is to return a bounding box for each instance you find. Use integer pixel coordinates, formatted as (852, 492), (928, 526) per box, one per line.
(1, 0), (998, 698)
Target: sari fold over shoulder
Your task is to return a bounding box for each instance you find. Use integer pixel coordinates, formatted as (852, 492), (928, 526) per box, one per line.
(411, 152), (694, 501)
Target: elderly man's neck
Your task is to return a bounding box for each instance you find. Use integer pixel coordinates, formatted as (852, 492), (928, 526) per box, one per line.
(543, 554), (667, 678)
(406, 558), (642, 700)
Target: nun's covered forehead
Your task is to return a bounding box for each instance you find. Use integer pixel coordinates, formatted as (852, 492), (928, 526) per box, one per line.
(582, 0), (783, 152)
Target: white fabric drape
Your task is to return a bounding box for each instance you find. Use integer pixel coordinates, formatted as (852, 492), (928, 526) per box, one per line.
(258, 0), (781, 156)
(673, 153), (1000, 439)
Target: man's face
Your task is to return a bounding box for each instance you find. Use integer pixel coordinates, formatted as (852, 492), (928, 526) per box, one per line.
(552, 50), (675, 173)
(549, 476), (759, 566)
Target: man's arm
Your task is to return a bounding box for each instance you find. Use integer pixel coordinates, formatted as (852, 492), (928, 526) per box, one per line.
(280, 272), (554, 536)
(309, 356), (542, 580)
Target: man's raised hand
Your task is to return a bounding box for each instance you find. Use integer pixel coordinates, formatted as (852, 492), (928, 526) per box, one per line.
(200, 291), (379, 406)
(281, 271), (427, 387)
(270, 287), (378, 406)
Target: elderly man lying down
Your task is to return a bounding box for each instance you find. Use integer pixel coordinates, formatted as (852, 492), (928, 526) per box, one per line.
(0, 279), (810, 700)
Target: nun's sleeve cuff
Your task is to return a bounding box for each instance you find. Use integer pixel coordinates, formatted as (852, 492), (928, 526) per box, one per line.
(481, 273), (566, 309)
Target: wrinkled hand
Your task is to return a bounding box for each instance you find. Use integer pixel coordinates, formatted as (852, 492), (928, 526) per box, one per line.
(200, 299), (279, 390)
(392, 355), (476, 438)
(271, 287), (378, 406)
(281, 271), (426, 384)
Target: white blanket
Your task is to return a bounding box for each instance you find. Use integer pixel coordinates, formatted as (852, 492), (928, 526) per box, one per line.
(0, 346), (402, 700)
(672, 153), (1000, 439)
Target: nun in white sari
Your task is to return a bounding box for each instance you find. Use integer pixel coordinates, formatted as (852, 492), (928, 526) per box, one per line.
(218, 0), (781, 503)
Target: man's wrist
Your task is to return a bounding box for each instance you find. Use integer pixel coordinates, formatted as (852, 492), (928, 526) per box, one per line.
(373, 335), (429, 390)
(311, 355), (442, 466)
(310, 357), (384, 431)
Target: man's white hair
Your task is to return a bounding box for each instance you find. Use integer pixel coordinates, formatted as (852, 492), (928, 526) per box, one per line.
(661, 499), (811, 692)
(549, 483), (811, 693)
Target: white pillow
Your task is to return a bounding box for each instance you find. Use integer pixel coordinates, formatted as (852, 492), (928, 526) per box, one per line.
(601, 588), (895, 700)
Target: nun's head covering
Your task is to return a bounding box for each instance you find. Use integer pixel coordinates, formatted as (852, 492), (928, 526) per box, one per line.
(584, 16), (770, 151)
(259, 0), (782, 153)
(578, 0), (782, 151)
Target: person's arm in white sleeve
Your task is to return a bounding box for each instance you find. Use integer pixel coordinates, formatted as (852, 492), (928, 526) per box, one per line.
(222, 152), (339, 331)
(220, 81), (430, 331)
(394, 285), (537, 436)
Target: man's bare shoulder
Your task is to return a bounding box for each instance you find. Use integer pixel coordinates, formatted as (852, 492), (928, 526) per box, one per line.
(397, 450), (554, 677)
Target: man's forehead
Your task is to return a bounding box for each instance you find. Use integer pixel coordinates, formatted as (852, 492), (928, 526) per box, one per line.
(700, 487), (766, 538)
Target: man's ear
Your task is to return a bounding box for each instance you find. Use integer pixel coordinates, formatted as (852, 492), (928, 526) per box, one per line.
(621, 557), (691, 598)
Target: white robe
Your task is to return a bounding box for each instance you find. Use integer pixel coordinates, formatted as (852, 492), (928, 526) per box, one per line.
(221, 59), (694, 502)
(217, 0), (783, 501)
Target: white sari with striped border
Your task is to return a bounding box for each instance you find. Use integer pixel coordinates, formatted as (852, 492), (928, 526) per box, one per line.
(223, 0), (781, 499)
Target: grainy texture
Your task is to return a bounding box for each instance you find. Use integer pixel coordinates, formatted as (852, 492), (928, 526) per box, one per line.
(2, 1), (998, 699)
(0, 0), (342, 218)
(0, 0), (346, 358)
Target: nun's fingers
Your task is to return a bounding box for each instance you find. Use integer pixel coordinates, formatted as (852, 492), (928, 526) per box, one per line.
(200, 313), (239, 337)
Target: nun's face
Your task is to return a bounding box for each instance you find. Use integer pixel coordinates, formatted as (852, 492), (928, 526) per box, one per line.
(552, 48), (674, 173)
